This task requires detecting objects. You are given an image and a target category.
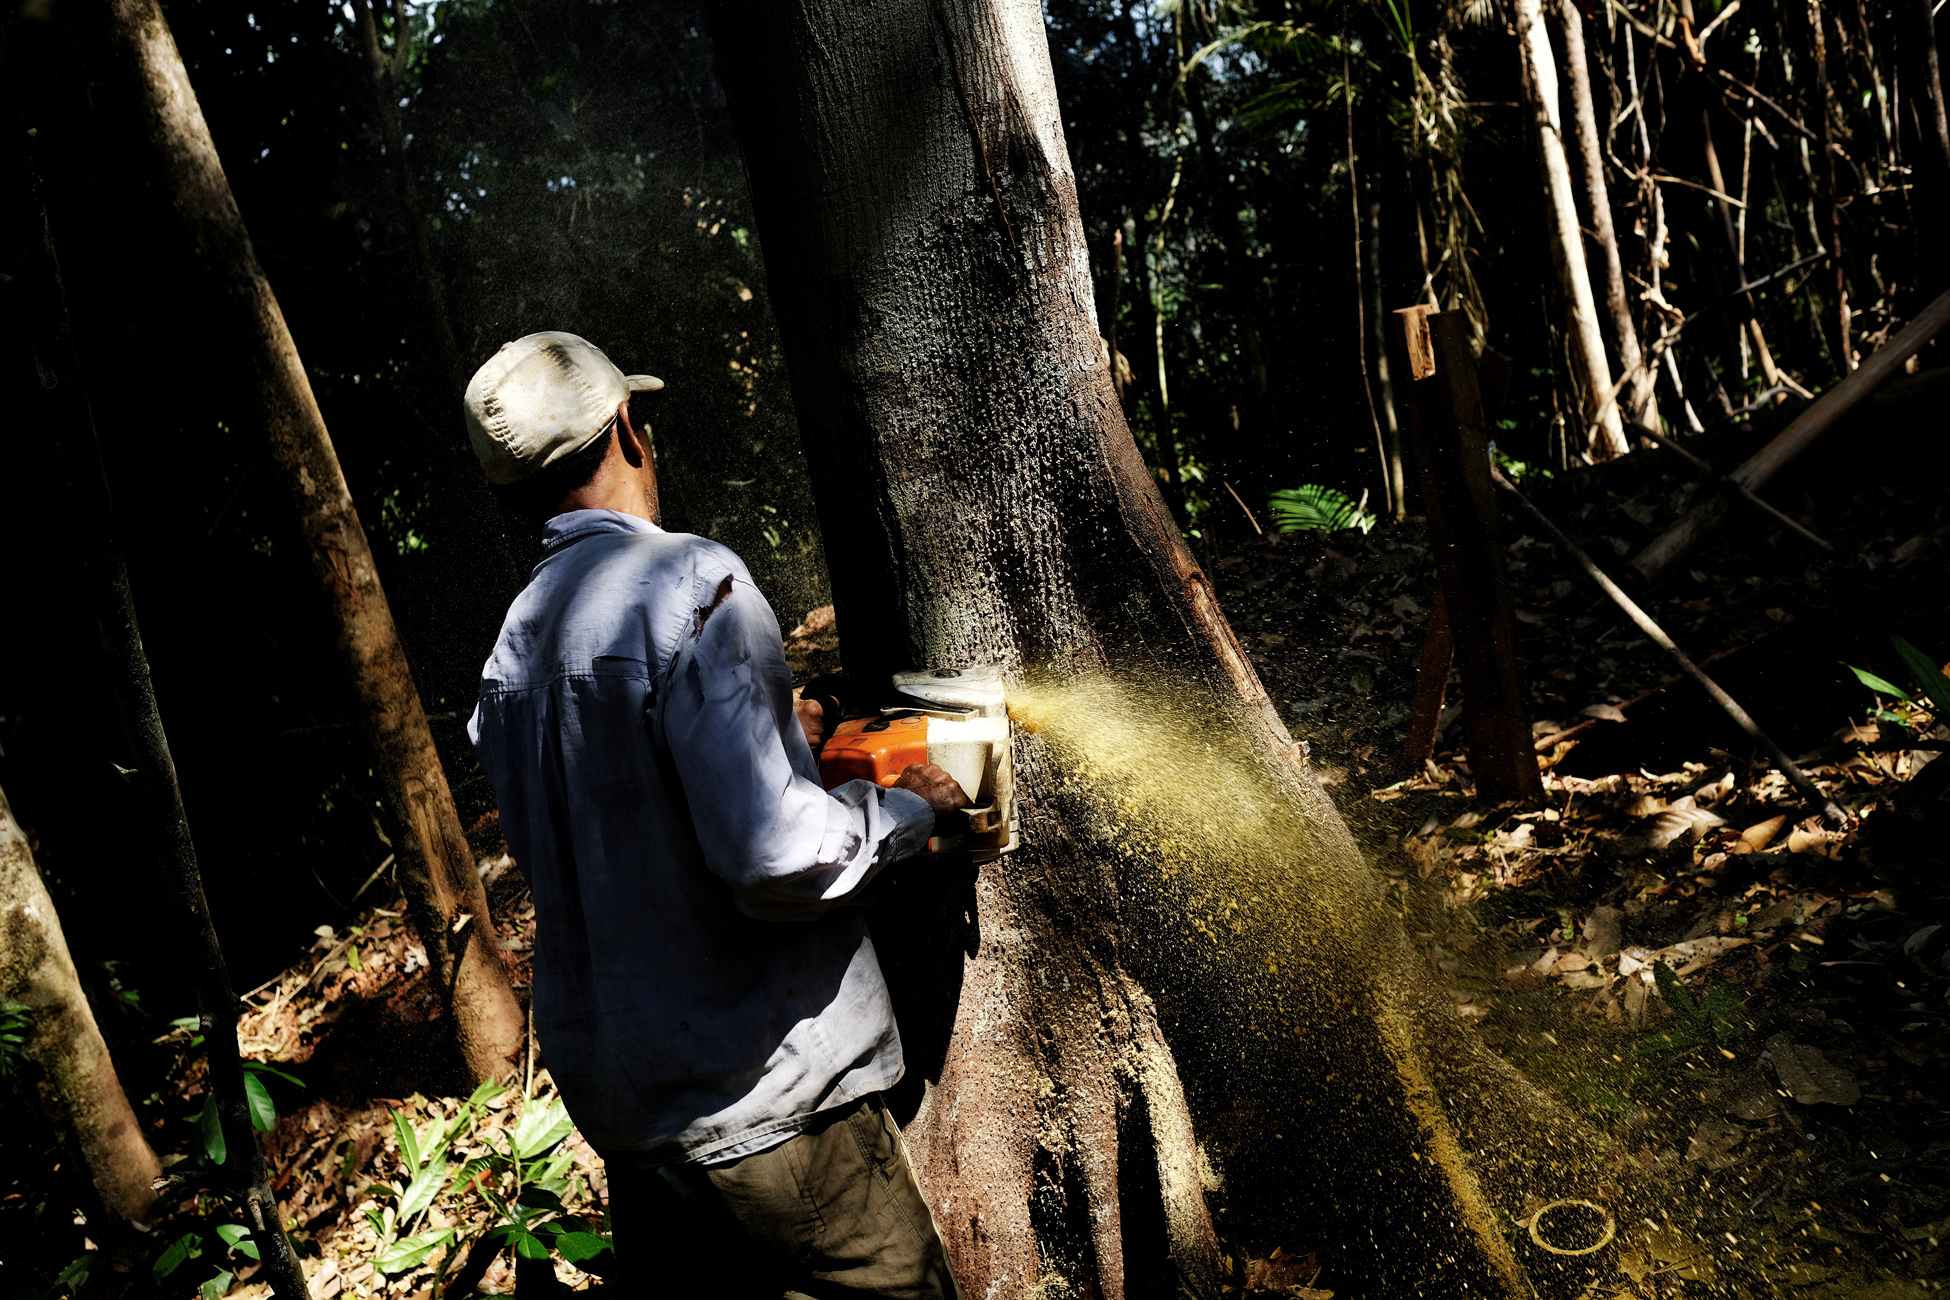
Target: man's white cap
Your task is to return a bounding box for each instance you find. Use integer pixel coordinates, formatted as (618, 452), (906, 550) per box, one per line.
(464, 331), (664, 485)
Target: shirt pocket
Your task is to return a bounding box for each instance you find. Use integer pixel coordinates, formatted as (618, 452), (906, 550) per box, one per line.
(590, 654), (651, 681)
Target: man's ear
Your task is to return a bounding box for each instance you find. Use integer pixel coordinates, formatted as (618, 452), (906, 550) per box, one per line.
(615, 401), (647, 469)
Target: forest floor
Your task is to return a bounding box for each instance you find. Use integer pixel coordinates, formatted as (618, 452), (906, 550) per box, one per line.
(7, 374), (1948, 1300)
(1197, 365), (1950, 1297)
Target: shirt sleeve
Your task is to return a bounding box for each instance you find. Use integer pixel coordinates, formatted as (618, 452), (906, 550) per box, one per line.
(652, 559), (935, 921)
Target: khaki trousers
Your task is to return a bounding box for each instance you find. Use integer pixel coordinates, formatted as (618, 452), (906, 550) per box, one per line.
(603, 1096), (961, 1299)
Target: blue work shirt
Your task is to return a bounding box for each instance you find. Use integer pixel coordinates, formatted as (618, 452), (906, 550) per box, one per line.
(467, 510), (934, 1163)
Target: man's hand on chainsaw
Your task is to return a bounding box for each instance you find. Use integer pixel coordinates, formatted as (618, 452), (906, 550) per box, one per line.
(793, 696), (827, 753)
(894, 763), (972, 828)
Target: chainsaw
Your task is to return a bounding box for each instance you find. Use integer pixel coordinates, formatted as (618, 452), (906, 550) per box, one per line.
(811, 666), (1018, 862)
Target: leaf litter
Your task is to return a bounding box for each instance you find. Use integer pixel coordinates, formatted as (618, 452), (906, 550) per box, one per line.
(1208, 432), (1950, 1297)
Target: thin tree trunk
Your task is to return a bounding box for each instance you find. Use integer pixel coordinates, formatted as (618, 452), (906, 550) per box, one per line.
(1366, 173), (1407, 520)
(1913, 0), (1950, 178)
(0, 787), (161, 1226)
(714, 1), (1581, 1294)
(1184, 65), (1271, 413)
(1903, 0), (1950, 287)
(349, 0), (464, 395)
(100, 0), (525, 1084)
(1515, 0), (1630, 459)
(1554, 0), (1656, 431)
(347, 0), (527, 599)
(1344, 15), (1396, 519)
(7, 127), (305, 1293)
(1809, 0), (1854, 369)
(1701, 105), (1787, 391)
(1108, 225), (1130, 415)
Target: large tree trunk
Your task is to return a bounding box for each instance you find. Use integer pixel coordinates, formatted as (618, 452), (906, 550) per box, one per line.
(1553, 0), (1658, 431)
(0, 786), (160, 1225)
(100, 0), (525, 1085)
(1515, 0), (1630, 460)
(713, 2), (1584, 1294)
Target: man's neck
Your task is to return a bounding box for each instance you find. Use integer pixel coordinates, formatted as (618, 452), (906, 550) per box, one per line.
(556, 458), (659, 524)
(559, 484), (656, 524)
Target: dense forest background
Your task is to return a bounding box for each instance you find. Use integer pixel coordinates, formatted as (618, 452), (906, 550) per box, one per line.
(2, 0), (1946, 1287)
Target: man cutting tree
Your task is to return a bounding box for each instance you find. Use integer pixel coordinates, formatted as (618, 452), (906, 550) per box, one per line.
(464, 331), (967, 1297)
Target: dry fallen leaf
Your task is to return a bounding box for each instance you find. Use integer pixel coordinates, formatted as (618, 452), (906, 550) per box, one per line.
(1685, 1115), (1747, 1164)
(1242, 1246), (1323, 1296)
(1713, 1070), (1781, 1120)
(1767, 1034), (1860, 1106)
(1785, 825), (1837, 855)
(1636, 798), (1726, 850)
(1738, 815), (1787, 853)
(1581, 905), (1624, 956)
(1645, 1227), (1719, 1282)
(1654, 936), (1752, 972)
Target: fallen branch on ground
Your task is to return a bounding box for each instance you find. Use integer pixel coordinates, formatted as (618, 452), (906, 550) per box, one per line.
(1494, 469), (1848, 826)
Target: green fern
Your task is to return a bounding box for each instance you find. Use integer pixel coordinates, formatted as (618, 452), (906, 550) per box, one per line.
(1267, 484), (1375, 535)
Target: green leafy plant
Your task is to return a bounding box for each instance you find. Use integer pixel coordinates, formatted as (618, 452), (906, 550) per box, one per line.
(51, 1252), (92, 1297)
(1844, 637), (1950, 814)
(1891, 636), (1950, 716)
(439, 1092), (612, 1295)
(0, 1002), (30, 1078)
(363, 1093), (480, 1277)
(1633, 961), (1748, 1059)
(1491, 446), (1552, 482)
(1846, 662), (1917, 724)
(189, 1061), (302, 1167)
(243, 1060), (304, 1133)
(1266, 484), (1375, 535)
(152, 1223), (258, 1300)
(1846, 636), (1950, 722)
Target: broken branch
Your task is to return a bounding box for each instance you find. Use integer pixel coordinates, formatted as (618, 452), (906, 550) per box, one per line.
(1494, 470), (1848, 826)
(1632, 282), (1950, 581)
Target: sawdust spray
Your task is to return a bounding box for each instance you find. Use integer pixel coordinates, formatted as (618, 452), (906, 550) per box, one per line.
(1003, 666), (1581, 1295)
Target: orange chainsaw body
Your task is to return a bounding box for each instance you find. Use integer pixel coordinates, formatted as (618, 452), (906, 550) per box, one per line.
(818, 716), (931, 790)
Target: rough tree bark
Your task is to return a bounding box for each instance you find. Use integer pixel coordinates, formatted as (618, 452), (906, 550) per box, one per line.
(99, 0), (525, 1084)
(714, 1), (1586, 1294)
(1515, 0), (1631, 459)
(0, 786), (160, 1225)
(1553, 0), (1658, 431)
